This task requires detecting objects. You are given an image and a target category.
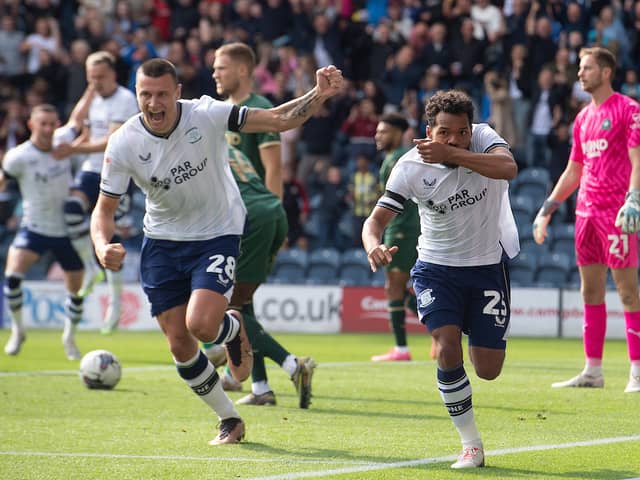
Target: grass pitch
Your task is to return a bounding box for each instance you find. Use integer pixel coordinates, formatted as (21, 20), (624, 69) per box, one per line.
(1, 330), (639, 479)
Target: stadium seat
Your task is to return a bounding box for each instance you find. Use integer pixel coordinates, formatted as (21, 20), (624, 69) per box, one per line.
(307, 248), (341, 284)
(340, 248), (370, 268)
(371, 267), (386, 287)
(551, 223), (576, 259)
(339, 265), (371, 286)
(511, 195), (536, 228)
(535, 252), (572, 286)
(514, 167), (550, 205)
(509, 252), (538, 287)
(271, 248), (308, 284)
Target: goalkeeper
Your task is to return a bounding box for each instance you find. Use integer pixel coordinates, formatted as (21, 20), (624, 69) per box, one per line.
(532, 47), (640, 393)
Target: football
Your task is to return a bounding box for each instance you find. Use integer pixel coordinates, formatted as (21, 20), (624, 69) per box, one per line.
(79, 349), (122, 390)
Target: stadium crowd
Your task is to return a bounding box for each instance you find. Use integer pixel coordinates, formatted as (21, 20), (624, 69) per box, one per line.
(1, 0), (640, 279)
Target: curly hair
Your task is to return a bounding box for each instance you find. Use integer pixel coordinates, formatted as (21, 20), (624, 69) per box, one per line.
(424, 90), (474, 128)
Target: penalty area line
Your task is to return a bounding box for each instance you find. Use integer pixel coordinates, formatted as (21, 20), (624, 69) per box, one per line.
(245, 435), (640, 480)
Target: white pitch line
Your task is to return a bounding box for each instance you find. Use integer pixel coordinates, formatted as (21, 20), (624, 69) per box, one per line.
(244, 435), (640, 480)
(0, 361), (428, 377)
(0, 451), (376, 466)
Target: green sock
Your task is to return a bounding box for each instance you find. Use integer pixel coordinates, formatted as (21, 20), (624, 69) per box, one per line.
(389, 299), (407, 347)
(241, 303), (289, 382)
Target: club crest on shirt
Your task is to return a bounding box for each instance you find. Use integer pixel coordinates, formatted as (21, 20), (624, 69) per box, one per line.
(185, 127), (202, 144)
(601, 118), (611, 130)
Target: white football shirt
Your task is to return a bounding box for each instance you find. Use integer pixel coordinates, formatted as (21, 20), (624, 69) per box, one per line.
(2, 127), (76, 236)
(101, 96), (248, 241)
(82, 85), (138, 173)
(379, 123), (519, 266)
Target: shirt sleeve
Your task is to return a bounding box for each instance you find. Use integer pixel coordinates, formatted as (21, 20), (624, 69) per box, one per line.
(1, 149), (20, 178)
(627, 101), (640, 150)
(471, 123), (510, 153)
(100, 134), (131, 197)
(569, 114), (585, 164)
(376, 161), (412, 214)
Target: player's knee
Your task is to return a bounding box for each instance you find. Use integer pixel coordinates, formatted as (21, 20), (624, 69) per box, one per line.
(4, 274), (23, 311)
(187, 314), (220, 343)
(63, 196), (90, 238)
(474, 363), (502, 381)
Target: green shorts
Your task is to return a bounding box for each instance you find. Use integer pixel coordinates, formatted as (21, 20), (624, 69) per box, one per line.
(236, 206), (288, 284)
(383, 229), (418, 273)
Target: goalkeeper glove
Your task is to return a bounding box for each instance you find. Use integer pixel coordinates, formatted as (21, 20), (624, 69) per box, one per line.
(532, 199), (560, 245)
(615, 189), (640, 233)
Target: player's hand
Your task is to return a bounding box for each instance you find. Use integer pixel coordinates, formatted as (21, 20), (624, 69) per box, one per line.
(96, 243), (126, 271)
(52, 143), (74, 160)
(413, 138), (455, 165)
(615, 189), (640, 233)
(532, 213), (551, 244)
(315, 65), (344, 98)
(366, 244), (399, 272)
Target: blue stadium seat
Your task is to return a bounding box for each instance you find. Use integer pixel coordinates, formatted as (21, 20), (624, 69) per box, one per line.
(371, 267), (386, 287)
(509, 252), (538, 287)
(271, 248), (308, 284)
(551, 223), (576, 258)
(339, 265), (371, 286)
(307, 248), (341, 283)
(340, 248), (370, 268)
(535, 252), (572, 286)
(511, 195), (536, 229)
(514, 167), (550, 205)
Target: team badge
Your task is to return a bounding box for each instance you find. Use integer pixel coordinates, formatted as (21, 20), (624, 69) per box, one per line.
(423, 178), (436, 189)
(418, 289), (435, 308)
(185, 127), (202, 144)
(138, 152), (151, 163)
(601, 118), (611, 130)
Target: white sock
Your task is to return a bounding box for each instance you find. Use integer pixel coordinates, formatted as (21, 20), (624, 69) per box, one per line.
(213, 312), (240, 344)
(105, 269), (123, 326)
(437, 365), (482, 446)
(583, 364), (602, 376)
(281, 354), (298, 376)
(72, 236), (100, 281)
(630, 362), (640, 378)
(251, 380), (271, 395)
(395, 346), (409, 353)
(175, 351), (239, 419)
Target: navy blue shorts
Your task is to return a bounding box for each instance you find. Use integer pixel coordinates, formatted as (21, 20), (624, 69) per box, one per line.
(411, 259), (511, 349)
(140, 235), (241, 317)
(72, 170), (101, 210)
(12, 228), (83, 271)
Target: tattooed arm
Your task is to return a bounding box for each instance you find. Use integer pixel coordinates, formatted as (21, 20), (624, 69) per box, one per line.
(239, 65), (344, 133)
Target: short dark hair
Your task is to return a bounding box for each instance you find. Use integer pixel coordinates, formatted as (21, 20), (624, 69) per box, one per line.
(379, 112), (409, 132)
(215, 42), (256, 73)
(424, 90), (474, 128)
(579, 46), (617, 73)
(138, 58), (178, 83)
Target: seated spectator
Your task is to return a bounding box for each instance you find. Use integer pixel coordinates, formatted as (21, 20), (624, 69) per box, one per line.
(621, 68), (640, 101)
(340, 98), (378, 166)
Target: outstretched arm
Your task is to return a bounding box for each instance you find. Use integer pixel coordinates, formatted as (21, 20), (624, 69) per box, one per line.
(362, 205), (399, 272)
(240, 65), (344, 133)
(90, 193), (126, 271)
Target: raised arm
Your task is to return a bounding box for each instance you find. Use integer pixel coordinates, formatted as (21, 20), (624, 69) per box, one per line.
(90, 193), (126, 271)
(414, 141), (517, 180)
(240, 65), (343, 133)
(362, 205), (399, 272)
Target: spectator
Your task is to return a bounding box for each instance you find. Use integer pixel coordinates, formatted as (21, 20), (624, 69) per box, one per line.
(547, 119), (571, 186)
(21, 16), (61, 75)
(297, 104), (338, 183)
(347, 153), (379, 248)
(309, 165), (348, 249)
(310, 13), (344, 70)
(506, 43), (532, 151)
(381, 44), (422, 108)
(0, 15), (26, 82)
(260, 0), (292, 42)
(484, 69), (516, 147)
(450, 17), (486, 104)
(121, 27), (158, 91)
(100, 38), (131, 87)
(423, 22), (452, 88)
(503, 0), (529, 52)
(621, 68), (640, 102)
(340, 97), (378, 166)
(170, 0), (200, 41)
(526, 11), (558, 88)
(368, 21), (401, 83)
(63, 39), (91, 118)
(282, 163), (309, 248)
(528, 66), (564, 168)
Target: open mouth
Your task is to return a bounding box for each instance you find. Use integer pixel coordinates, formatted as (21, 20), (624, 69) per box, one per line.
(148, 111), (164, 124)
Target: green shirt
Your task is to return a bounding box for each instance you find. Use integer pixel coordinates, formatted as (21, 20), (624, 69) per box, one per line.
(228, 146), (281, 227)
(225, 93), (280, 181)
(379, 146), (420, 233)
